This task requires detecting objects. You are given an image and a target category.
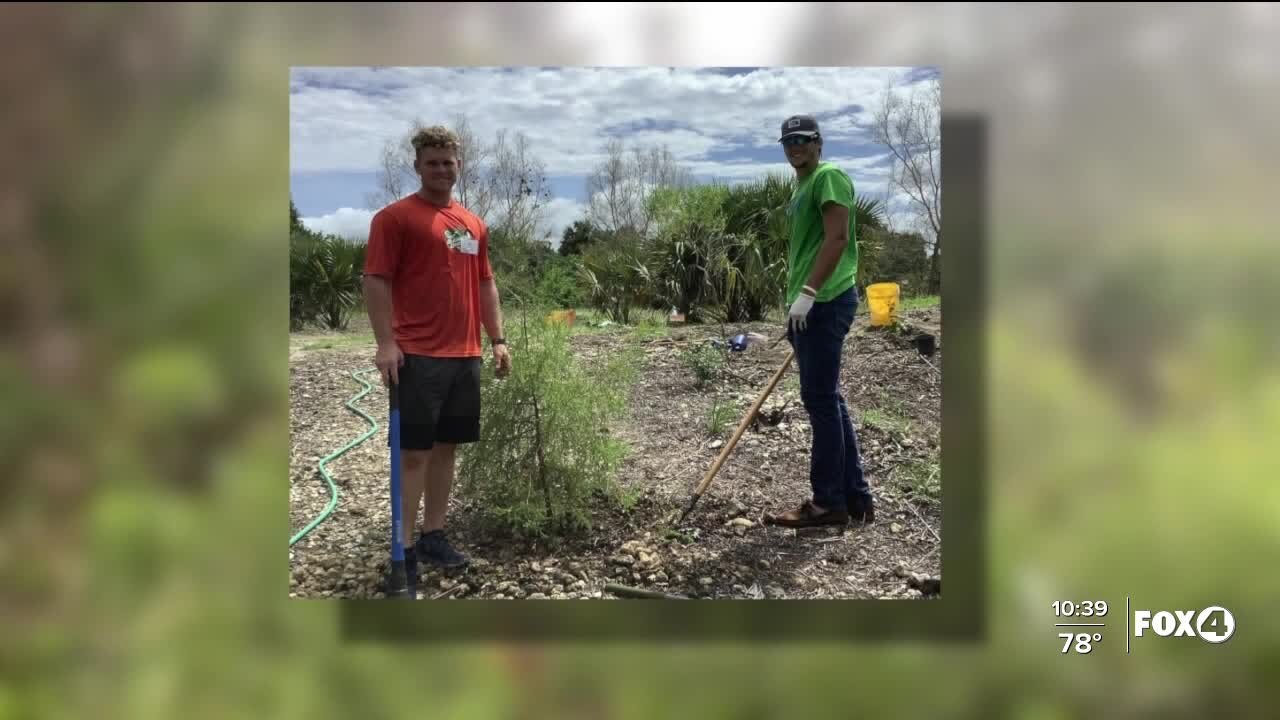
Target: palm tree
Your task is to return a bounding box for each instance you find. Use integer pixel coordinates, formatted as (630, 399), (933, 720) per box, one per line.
(854, 194), (887, 233)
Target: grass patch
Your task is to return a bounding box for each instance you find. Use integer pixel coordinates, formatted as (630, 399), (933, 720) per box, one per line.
(855, 293), (939, 316)
(296, 332), (374, 352)
(705, 396), (737, 436)
(780, 371), (801, 397)
(901, 294), (940, 311)
(862, 407), (913, 436)
(680, 342), (725, 389)
(630, 311), (670, 341)
(569, 306), (670, 338)
(895, 457), (941, 502)
(568, 307), (615, 334)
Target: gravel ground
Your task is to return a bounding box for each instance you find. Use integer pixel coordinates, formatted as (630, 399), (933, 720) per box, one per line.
(289, 307), (943, 600)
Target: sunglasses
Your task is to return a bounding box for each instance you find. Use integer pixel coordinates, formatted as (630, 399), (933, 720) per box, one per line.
(780, 135), (817, 146)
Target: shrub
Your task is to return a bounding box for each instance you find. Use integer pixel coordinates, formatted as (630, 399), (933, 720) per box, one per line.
(534, 255), (585, 309)
(717, 174), (793, 322)
(289, 230), (365, 331)
(679, 341), (725, 389)
(579, 230), (653, 324)
(458, 312), (638, 538)
(647, 184), (731, 323)
(289, 229), (320, 331)
(858, 227), (929, 295)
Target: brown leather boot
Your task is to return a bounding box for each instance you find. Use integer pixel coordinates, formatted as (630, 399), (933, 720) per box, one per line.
(765, 500), (849, 528)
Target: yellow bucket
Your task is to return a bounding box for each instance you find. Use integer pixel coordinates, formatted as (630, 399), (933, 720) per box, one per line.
(865, 282), (900, 327)
(545, 309), (577, 328)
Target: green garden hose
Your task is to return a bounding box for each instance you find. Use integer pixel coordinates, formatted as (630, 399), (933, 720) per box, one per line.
(290, 367), (381, 547)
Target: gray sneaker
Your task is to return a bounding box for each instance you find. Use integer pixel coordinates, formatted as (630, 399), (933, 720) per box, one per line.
(416, 529), (469, 569)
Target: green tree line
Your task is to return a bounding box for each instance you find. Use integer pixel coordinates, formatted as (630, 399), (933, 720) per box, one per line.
(289, 179), (935, 333)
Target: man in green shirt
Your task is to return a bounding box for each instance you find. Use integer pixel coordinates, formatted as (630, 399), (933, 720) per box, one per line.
(766, 114), (875, 529)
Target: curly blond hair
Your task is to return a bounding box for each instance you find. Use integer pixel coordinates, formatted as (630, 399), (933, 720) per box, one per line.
(411, 126), (459, 159)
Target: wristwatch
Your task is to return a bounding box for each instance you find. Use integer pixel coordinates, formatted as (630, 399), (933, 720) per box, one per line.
(491, 337), (506, 346)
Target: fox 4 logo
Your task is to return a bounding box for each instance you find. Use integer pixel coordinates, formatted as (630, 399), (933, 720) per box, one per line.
(1133, 606), (1235, 644)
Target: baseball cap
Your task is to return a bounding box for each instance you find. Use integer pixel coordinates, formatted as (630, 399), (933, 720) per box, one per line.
(779, 114), (820, 140)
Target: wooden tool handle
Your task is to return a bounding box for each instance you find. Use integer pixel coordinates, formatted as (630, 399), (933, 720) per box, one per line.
(691, 349), (794, 497)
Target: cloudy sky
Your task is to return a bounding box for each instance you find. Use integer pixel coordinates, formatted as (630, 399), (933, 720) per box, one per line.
(290, 66), (939, 246)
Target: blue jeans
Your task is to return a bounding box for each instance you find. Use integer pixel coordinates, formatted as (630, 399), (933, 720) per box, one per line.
(787, 286), (871, 513)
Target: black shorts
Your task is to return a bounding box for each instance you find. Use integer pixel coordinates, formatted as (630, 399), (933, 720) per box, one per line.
(390, 355), (482, 450)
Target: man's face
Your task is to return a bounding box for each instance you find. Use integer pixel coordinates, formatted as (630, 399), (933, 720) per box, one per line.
(781, 135), (820, 169)
(415, 145), (459, 193)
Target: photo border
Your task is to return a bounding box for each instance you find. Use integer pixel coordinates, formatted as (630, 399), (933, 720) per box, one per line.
(331, 112), (987, 644)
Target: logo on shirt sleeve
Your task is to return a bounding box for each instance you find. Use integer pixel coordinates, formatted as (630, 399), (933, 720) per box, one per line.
(445, 227), (479, 255)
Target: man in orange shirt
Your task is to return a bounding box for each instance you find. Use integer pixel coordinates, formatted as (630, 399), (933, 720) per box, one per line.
(363, 126), (511, 587)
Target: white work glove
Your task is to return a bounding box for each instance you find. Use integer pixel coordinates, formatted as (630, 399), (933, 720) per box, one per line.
(788, 287), (816, 333)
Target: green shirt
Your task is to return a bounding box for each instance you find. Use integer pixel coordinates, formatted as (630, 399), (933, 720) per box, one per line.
(786, 161), (858, 306)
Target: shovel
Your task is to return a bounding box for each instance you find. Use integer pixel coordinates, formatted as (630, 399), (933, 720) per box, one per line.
(384, 380), (413, 599)
(678, 347), (795, 524)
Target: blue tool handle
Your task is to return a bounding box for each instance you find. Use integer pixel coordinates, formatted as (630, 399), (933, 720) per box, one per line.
(389, 380), (403, 563)
(380, 376), (412, 598)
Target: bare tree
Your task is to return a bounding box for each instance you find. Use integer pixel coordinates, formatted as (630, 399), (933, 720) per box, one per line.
(872, 75), (942, 292)
(365, 114), (497, 218)
(641, 144), (695, 189)
(586, 139), (693, 238)
(585, 138), (633, 234)
(368, 115), (555, 240)
(484, 129), (553, 240)
(365, 117), (425, 210)
(634, 143), (694, 237)
(451, 113), (495, 221)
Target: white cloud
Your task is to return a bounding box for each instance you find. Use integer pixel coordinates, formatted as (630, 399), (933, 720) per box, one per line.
(536, 196), (590, 247)
(301, 199), (588, 250)
(825, 153), (895, 175)
(292, 67), (938, 239)
(290, 66), (934, 175)
(301, 207), (375, 242)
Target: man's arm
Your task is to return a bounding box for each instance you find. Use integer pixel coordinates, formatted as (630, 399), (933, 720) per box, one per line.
(479, 277), (511, 377)
(363, 273), (402, 386)
(364, 274), (394, 345)
(479, 277), (505, 341)
(803, 201), (850, 294)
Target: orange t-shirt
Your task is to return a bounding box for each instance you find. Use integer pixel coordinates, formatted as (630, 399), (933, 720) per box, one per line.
(363, 194), (494, 358)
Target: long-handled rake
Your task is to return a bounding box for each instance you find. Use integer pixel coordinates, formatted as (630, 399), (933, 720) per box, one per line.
(677, 347), (795, 524)
(384, 379), (413, 599)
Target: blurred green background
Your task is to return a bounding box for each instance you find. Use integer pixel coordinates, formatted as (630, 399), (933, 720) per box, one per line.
(3, 3), (1278, 717)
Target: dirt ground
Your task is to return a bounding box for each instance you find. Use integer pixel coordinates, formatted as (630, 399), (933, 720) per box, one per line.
(288, 306), (942, 600)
